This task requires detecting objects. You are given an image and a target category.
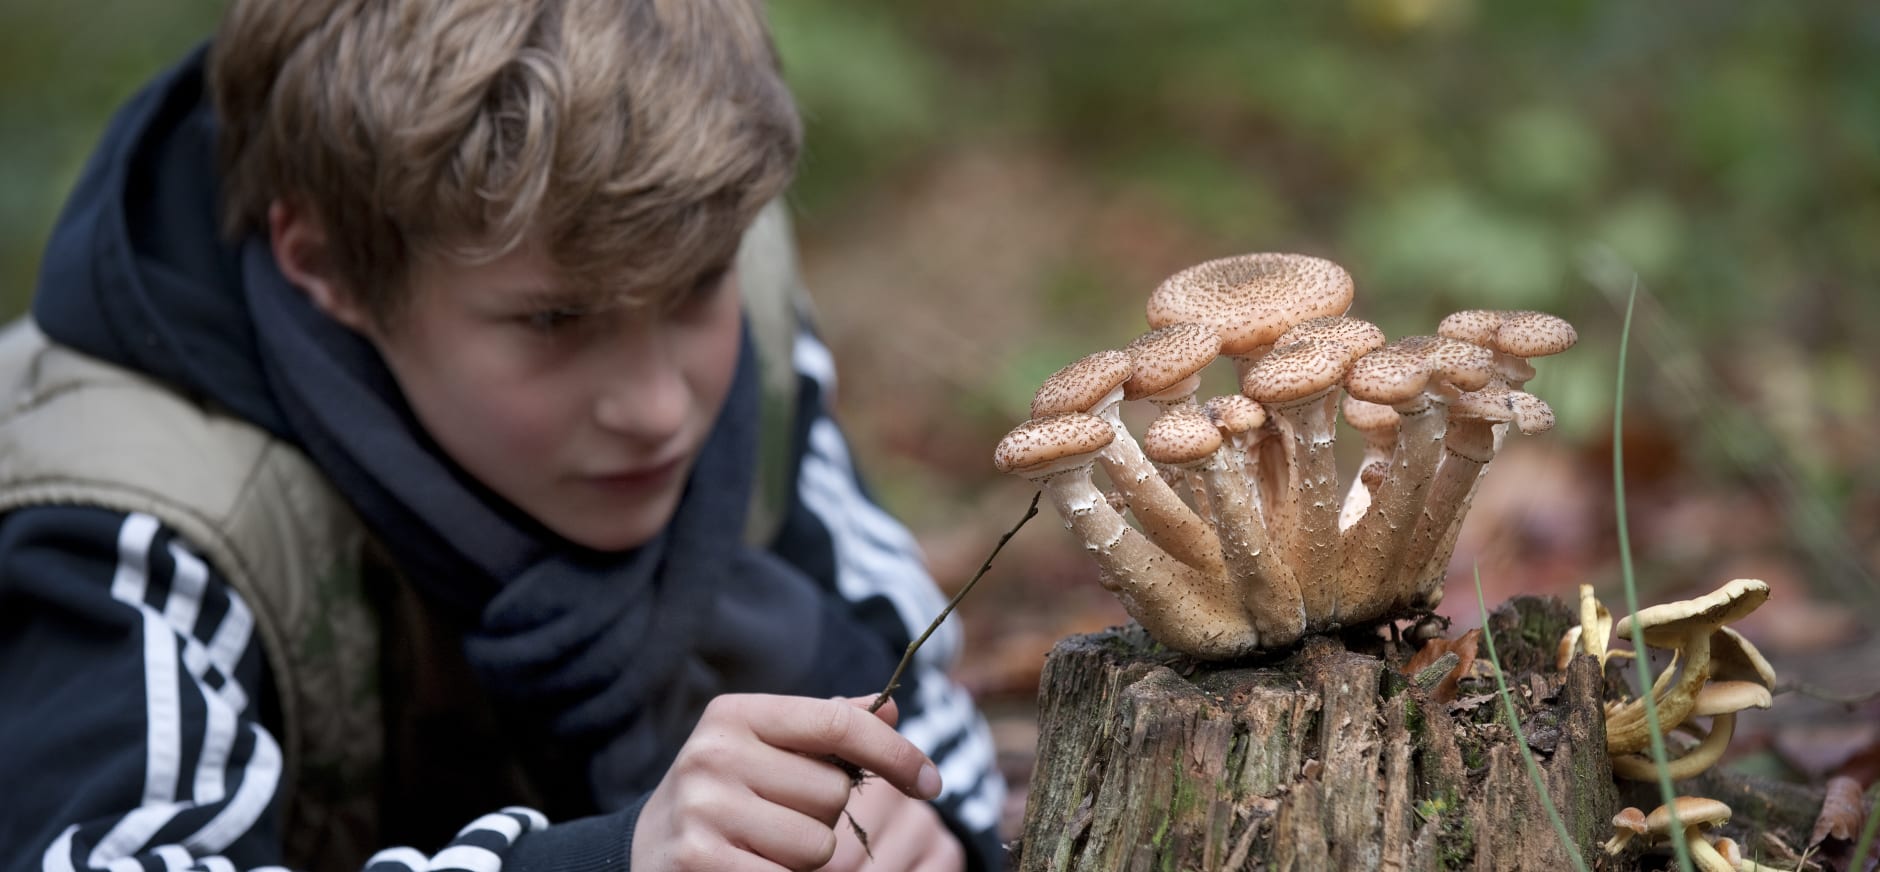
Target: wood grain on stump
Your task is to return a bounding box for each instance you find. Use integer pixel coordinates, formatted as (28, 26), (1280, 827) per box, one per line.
(1012, 596), (1616, 871)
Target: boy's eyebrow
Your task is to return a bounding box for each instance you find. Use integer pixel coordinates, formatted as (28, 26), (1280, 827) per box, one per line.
(508, 284), (626, 312)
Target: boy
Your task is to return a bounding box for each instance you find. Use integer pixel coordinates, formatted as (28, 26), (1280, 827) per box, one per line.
(0, 1), (1004, 870)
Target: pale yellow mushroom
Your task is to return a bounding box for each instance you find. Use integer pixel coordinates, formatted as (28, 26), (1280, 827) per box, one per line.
(1644, 797), (1735, 872)
(1603, 806), (1649, 854)
(1610, 680), (1772, 781)
(1606, 579), (1770, 755)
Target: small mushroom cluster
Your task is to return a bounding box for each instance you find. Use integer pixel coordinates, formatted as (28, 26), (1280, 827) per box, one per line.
(993, 253), (1576, 659)
(1605, 798), (1790, 872)
(1559, 579), (1777, 782)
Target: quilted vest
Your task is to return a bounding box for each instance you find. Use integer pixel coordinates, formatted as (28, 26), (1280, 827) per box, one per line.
(0, 202), (810, 869)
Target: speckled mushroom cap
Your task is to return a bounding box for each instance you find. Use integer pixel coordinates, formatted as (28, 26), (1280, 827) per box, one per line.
(1123, 322), (1222, 401)
(1147, 253), (1356, 356)
(1711, 627), (1777, 688)
(1142, 406), (1225, 467)
(1275, 315), (1387, 354)
(1448, 386), (1555, 433)
(1497, 311), (1579, 358)
(1344, 341), (1433, 407)
(1438, 309), (1578, 359)
(1341, 395), (1401, 433)
(1031, 349), (1134, 419)
(1240, 340), (1353, 404)
(1644, 797), (1732, 834)
(1613, 578), (1771, 649)
(1689, 680), (1773, 717)
(993, 413), (1115, 478)
(1204, 394), (1267, 435)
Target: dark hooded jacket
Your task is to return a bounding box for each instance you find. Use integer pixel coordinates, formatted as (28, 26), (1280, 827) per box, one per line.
(0, 47), (1004, 872)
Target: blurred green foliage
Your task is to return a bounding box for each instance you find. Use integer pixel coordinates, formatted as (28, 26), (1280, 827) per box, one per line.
(3, 1), (1875, 506)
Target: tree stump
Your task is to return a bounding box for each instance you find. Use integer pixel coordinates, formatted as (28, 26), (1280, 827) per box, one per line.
(1011, 596), (1617, 871)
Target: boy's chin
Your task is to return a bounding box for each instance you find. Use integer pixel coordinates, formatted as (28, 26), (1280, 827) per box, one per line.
(538, 497), (681, 554)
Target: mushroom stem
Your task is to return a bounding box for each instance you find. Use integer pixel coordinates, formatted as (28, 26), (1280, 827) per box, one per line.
(1267, 389), (1345, 623)
(1042, 465), (1257, 659)
(1091, 404), (1226, 576)
(1196, 447), (1305, 646)
(1395, 418), (1495, 608)
(1610, 713), (1737, 782)
(1339, 396), (1447, 623)
(1685, 830), (1737, 872)
(1606, 633), (1713, 755)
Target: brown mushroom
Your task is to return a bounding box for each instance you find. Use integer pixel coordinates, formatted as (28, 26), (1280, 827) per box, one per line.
(1437, 309), (1578, 389)
(1147, 252), (1356, 381)
(995, 413), (1258, 659)
(1032, 349), (1225, 575)
(1396, 385), (1555, 609)
(1338, 335), (1495, 622)
(1204, 394), (1272, 520)
(1241, 324), (1385, 623)
(1124, 322), (1222, 410)
(1338, 395), (1400, 533)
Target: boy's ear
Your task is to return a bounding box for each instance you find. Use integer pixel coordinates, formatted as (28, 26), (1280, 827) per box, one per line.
(268, 199), (373, 333)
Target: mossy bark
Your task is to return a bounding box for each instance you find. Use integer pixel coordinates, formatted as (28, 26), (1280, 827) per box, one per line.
(1011, 596), (1617, 871)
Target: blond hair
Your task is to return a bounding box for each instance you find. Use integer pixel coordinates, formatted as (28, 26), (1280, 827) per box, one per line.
(210, 0), (800, 322)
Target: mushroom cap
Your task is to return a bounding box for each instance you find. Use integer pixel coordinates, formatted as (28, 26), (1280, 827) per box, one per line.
(1449, 386), (1556, 434)
(1204, 394), (1267, 434)
(1612, 807), (1649, 835)
(1345, 341), (1433, 406)
(993, 413), (1115, 478)
(1240, 339), (1354, 404)
(1435, 309), (1505, 347)
(1414, 335), (1497, 393)
(1437, 309), (1578, 359)
(1124, 322), (1222, 401)
(1142, 406), (1224, 467)
(1031, 349), (1133, 419)
(1275, 315), (1388, 356)
(1613, 578), (1770, 648)
(1497, 311), (1579, 358)
(1341, 395), (1401, 433)
(1147, 253), (1355, 356)
(1645, 797), (1732, 834)
(1689, 680), (1773, 717)
(1710, 626), (1777, 688)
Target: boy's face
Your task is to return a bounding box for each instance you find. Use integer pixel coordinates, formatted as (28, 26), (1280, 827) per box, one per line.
(367, 243), (745, 552)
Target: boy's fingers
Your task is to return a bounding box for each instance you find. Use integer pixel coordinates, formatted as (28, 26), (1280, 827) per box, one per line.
(748, 696), (940, 799)
(840, 694), (899, 728)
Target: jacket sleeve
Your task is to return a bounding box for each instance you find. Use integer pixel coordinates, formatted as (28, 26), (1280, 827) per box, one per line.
(0, 506), (634, 872)
(767, 320), (1008, 867)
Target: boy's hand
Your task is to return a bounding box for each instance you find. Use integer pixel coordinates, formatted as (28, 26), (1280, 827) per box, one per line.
(816, 776), (966, 872)
(632, 694), (944, 871)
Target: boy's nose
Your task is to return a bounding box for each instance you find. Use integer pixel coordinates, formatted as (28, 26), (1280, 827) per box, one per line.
(592, 337), (690, 440)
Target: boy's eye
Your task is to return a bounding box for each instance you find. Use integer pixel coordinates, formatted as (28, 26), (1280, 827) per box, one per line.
(522, 307), (587, 332)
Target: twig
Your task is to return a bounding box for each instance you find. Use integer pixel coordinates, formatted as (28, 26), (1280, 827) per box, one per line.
(868, 490), (1042, 713)
(1774, 680), (1880, 706)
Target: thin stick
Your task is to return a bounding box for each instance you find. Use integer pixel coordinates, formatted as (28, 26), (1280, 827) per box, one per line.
(869, 490), (1042, 713)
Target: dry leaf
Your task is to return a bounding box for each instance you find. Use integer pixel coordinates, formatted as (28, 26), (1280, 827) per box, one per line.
(1811, 775), (1869, 845)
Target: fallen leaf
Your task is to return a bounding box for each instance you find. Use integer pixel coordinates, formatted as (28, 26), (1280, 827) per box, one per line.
(1811, 775), (1869, 846)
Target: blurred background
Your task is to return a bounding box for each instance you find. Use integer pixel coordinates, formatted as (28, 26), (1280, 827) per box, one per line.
(6, 0), (1877, 840)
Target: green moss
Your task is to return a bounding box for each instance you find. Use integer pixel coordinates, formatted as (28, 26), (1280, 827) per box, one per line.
(1404, 695), (1426, 738)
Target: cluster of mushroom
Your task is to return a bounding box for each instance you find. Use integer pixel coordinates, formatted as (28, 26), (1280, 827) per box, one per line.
(1559, 578), (1777, 782)
(992, 252), (1576, 659)
(1604, 797), (1788, 872)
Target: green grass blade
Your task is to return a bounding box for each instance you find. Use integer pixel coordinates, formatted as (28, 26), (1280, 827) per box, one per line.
(1471, 565), (1590, 872)
(1851, 785), (1880, 872)
(1614, 280), (1694, 872)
